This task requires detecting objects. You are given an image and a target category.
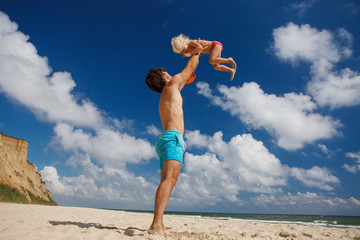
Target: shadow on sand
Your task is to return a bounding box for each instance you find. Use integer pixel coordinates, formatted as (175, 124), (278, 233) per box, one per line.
(48, 221), (146, 236)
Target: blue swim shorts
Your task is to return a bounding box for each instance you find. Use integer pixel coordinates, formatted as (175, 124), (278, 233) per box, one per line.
(155, 130), (185, 169)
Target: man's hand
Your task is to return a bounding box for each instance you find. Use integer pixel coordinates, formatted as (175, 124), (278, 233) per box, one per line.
(188, 40), (203, 56)
(168, 53), (201, 91)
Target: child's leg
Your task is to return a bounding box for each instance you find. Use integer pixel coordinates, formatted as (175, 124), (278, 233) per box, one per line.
(213, 64), (236, 81)
(209, 45), (237, 68)
(209, 45), (236, 80)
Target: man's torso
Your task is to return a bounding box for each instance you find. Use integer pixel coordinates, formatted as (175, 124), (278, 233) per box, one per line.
(159, 84), (184, 135)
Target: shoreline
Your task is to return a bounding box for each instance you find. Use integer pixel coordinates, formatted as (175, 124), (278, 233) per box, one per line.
(1, 202), (360, 239)
(122, 209), (360, 229)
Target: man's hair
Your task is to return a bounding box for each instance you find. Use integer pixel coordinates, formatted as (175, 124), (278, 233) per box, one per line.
(145, 68), (166, 93)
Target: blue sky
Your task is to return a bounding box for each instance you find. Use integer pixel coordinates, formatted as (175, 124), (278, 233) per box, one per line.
(0, 0), (360, 215)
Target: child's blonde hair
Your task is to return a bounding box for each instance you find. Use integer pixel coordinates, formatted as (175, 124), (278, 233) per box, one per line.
(171, 34), (191, 54)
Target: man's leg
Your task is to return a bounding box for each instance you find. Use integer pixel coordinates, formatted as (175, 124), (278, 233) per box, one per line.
(150, 160), (182, 237)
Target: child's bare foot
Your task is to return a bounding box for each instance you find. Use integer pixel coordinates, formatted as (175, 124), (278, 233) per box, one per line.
(230, 69), (236, 81)
(228, 57), (237, 69)
(148, 225), (166, 238)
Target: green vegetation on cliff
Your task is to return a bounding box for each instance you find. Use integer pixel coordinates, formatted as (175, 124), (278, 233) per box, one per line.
(0, 184), (57, 206)
(0, 184), (28, 203)
(28, 191), (57, 205)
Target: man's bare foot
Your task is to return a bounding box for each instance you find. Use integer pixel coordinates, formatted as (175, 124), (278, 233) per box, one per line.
(230, 69), (236, 81)
(228, 57), (237, 69)
(163, 225), (172, 232)
(148, 225), (166, 237)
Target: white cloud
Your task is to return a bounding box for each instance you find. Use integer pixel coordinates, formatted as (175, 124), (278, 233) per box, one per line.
(176, 152), (238, 205)
(40, 166), (74, 196)
(0, 11), (156, 164)
(350, 197), (360, 206)
(343, 164), (358, 174)
(308, 60), (360, 108)
(40, 155), (157, 205)
(0, 11), (351, 212)
(317, 143), (334, 158)
(318, 144), (330, 154)
(0, 12), (104, 128)
(146, 124), (162, 136)
(170, 130), (340, 206)
(272, 22), (342, 64)
(347, 152), (360, 161)
(289, 0), (318, 15)
(343, 151), (360, 174)
(272, 22), (360, 109)
(53, 122), (156, 167)
(43, 124), (157, 205)
(290, 166), (340, 190)
(184, 129), (212, 149)
(253, 192), (360, 214)
(172, 130), (287, 206)
(197, 81), (341, 150)
(0, 11), (158, 206)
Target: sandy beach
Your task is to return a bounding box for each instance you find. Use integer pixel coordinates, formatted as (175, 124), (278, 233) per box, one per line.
(0, 203), (359, 240)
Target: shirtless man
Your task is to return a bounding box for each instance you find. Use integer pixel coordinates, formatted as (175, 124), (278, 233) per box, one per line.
(145, 51), (202, 237)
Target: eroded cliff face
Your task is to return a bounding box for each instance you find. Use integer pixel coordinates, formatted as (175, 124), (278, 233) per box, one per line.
(0, 131), (53, 203)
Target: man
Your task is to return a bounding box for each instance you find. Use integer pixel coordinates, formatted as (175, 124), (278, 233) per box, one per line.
(145, 51), (202, 237)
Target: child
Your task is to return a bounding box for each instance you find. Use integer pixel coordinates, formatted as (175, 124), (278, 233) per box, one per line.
(171, 34), (237, 81)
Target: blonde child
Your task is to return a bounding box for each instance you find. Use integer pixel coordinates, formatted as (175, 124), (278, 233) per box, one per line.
(171, 34), (237, 81)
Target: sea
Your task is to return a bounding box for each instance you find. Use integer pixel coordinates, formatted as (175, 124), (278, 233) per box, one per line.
(120, 210), (360, 229)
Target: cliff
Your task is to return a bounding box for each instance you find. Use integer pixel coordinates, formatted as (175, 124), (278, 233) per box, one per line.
(0, 131), (56, 205)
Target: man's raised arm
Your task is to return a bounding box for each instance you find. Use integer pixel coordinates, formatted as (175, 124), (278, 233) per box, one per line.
(171, 52), (201, 91)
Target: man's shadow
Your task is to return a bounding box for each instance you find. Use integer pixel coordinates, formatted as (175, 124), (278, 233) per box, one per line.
(48, 221), (146, 236)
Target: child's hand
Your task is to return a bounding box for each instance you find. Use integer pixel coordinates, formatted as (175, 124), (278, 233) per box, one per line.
(183, 53), (192, 57)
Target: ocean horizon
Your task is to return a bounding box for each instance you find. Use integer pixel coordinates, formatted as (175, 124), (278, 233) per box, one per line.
(109, 209), (360, 229)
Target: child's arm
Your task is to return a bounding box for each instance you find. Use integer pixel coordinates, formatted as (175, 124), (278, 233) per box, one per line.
(183, 40), (202, 57)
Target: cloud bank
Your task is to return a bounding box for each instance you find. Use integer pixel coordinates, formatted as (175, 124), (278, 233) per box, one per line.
(0, 11), (156, 207)
(197, 81), (340, 150)
(254, 192), (360, 214)
(272, 22), (360, 109)
(1, 12), (358, 213)
(169, 130), (340, 207)
(197, 22), (359, 150)
(0, 12), (103, 128)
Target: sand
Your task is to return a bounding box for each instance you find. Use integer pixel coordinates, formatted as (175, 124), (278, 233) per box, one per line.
(0, 203), (359, 240)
